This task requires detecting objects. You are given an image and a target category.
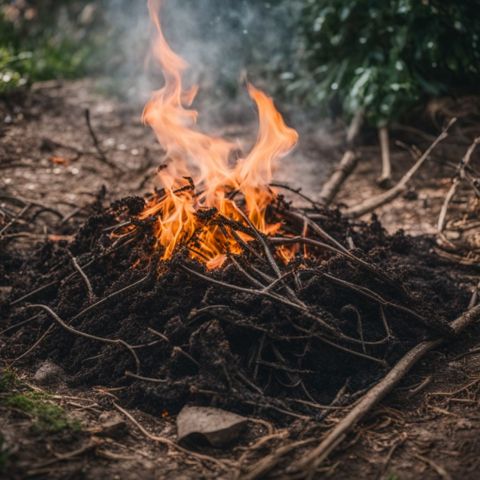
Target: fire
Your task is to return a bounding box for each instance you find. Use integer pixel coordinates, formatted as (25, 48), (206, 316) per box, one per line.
(139, 0), (298, 269)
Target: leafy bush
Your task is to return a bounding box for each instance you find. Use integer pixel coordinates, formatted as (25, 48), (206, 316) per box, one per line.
(0, 1), (97, 93)
(284, 0), (480, 125)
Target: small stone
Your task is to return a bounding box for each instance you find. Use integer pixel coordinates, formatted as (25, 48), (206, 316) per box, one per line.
(33, 360), (65, 386)
(177, 406), (247, 447)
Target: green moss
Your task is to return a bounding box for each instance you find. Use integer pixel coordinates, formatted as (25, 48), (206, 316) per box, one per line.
(4, 392), (80, 433)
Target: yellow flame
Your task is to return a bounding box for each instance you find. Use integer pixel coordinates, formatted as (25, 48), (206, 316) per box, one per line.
(140, 0), (298, 267)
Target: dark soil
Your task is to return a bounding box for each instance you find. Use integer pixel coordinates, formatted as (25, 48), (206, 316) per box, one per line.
(1, 194), (471, 422)
(2, 81), (480, 480)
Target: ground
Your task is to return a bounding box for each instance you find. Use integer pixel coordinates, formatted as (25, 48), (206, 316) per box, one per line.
(1, 80), (480, 479)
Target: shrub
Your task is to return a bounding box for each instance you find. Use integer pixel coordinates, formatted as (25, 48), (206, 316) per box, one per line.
(284, 0), (480, 125)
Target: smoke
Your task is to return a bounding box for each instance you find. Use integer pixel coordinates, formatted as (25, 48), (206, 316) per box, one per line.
(98, 0), (333, 200)
(101, 0), (301, 112)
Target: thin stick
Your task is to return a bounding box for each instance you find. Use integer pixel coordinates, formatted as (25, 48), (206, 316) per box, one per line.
(0, 204), (30, 237)
(319, 109), (364, 205)
(9, 324), (54, 366)
(437, 136), (480, 233)
(24, 304), (140, 374)
(71, 273), (149, 322)
(294, 302), (480, 476)
(70, 254), (95, 303)
(377, 126), (392, 188)
(346, 118), (456, 218)
(232, 204), (300, 305)
(84, 108), (122, 171)
(125, 370), (167, 383)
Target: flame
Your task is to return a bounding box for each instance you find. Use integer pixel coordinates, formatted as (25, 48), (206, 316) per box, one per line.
(139, 0), (298, 268)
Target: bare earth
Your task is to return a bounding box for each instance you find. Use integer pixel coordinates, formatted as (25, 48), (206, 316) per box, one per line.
(1, 80), (480, 479)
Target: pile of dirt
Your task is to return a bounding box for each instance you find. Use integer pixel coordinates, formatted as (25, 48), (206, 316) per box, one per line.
(1, 196), (471, 421)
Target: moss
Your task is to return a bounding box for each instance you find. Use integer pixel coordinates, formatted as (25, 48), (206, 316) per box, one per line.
(4, 392), (81, 433)
(0, 370), (81, 434)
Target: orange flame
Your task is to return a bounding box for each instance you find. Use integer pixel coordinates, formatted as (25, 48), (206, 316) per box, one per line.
(140, 0), (298, 268)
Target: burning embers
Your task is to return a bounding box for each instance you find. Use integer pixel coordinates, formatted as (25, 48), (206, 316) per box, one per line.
(138, 0), (298, 269)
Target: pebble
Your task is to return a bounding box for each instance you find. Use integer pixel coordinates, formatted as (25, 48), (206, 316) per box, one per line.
(33, 360), (66, 386)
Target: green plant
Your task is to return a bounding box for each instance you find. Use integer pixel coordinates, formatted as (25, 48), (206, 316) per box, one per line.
(284, 0), (480, 126)
(0, 1), (98, 93)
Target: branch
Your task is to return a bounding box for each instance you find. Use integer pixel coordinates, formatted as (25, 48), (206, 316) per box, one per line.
(294, 302), (480, 477)
(346, 118), (456, 218)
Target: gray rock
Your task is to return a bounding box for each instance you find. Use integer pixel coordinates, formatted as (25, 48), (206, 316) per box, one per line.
(177, 406), (247, 447)
(33, 360), (65, 386)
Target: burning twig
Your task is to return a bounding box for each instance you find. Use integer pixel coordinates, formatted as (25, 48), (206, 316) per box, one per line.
(346, 118), (456, 218)
(270, 183), (322, 210)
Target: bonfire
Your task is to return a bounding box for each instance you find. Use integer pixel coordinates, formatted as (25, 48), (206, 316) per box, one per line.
(2, 1), (480, 478)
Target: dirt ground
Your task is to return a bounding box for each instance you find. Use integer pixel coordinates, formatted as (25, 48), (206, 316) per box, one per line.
(1, 80), (480, 479)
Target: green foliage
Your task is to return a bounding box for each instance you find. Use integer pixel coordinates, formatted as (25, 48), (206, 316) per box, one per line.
(285, 0), (480, 125)
(0, 1), (96, 93)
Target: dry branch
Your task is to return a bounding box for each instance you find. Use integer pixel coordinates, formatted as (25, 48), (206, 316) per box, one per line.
(377, 126), (392, 188)
(84, 108), (122, 172)
(437, 136), (480, 233)
(293, 302), (480, 477)
(346, 118), (456, 218)
(318, 110), (364, 205)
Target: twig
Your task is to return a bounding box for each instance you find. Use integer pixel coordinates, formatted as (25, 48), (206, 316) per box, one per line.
(23, 304), (140, 374)
(292, 302), (480, 477)
(9, 324), (54, 366)
(70, 273), (149, 322)
(69, 253), (96, 303)
(125, 370), (167, 383)
(414, 453), (452, 480)
(232, 204), (301, 305)
(0, 204), (30, 237)
(437, 136), (480, 233)
(346, 118), (456, 218)
(239, 439), (317, 480)
(377, 126), (392, 188)
(319, 110), (364, 205)
(270, 183), (322, 209)
(84, 108), (122, 172)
